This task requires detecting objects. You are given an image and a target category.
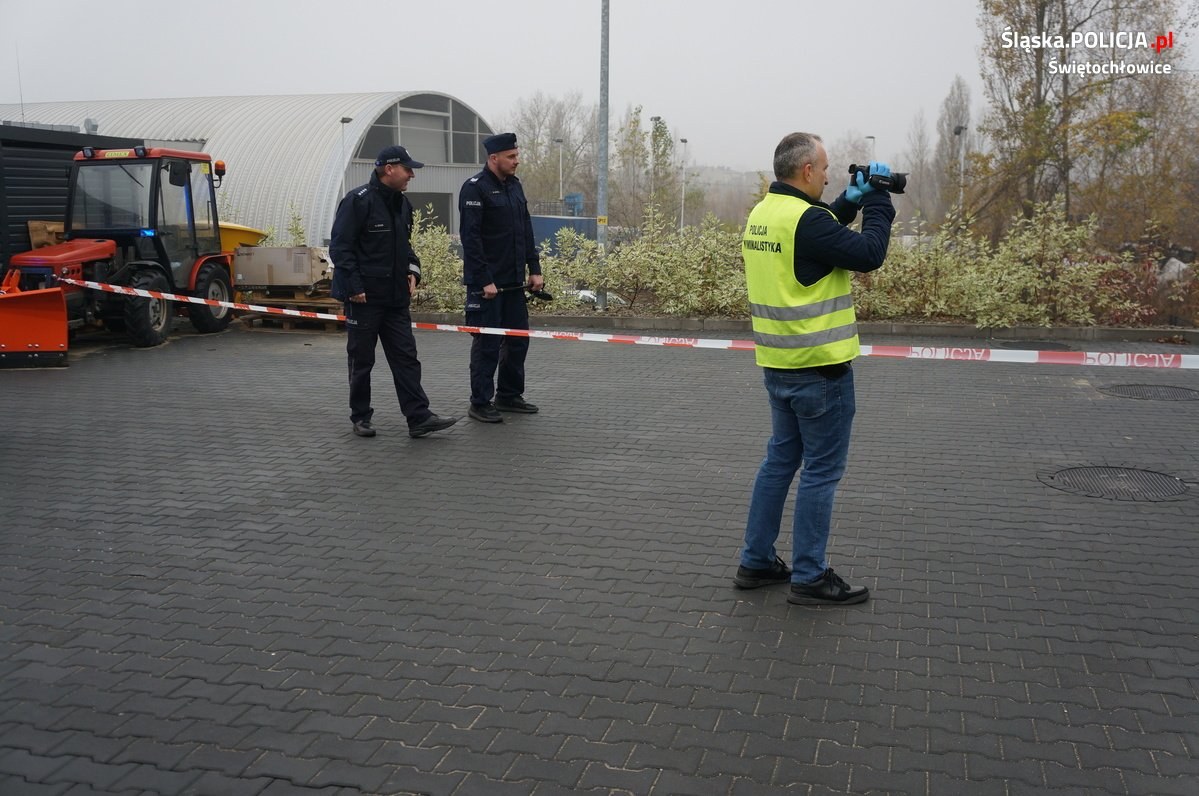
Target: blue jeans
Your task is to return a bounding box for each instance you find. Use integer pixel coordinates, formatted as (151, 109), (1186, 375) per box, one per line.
(740, 366), (856, 583)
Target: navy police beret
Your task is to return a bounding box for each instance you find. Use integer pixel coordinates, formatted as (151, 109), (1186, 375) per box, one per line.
(483, 133), (518, 155)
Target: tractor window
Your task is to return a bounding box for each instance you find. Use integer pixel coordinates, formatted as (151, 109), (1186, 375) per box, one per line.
(157, 161), (197, 270)
(191, 163), (219, 254)
(71, 163), (155, 231)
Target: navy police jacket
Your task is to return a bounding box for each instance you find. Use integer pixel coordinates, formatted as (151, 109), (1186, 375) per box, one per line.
(330, 171), (421, 305)
(458, 166), (541, 288)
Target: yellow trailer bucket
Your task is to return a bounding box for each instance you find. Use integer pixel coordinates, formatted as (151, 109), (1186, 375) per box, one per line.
(0, 270), (69, 367)
(219, 222), (269, 251)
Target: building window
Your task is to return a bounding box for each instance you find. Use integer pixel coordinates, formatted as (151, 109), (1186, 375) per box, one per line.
(358, 126), (394, 160)
(449, 100), (495, 165)
(356, 106), (398, 159)
(400, 94), (449, 113)
(451, 101), (473, 133)
(355, 96), (493, 166)
(452, 132), (478, 165)
(400, 111), (448, 164)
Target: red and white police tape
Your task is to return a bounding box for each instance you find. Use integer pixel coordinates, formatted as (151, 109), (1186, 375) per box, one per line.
(59, 277), (1199, 370)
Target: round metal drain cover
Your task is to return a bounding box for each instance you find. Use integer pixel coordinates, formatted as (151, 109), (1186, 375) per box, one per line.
(1039, 466), (1189, 501)
(994, 340), (1072, 351)
(1098, 384), (1199, 401)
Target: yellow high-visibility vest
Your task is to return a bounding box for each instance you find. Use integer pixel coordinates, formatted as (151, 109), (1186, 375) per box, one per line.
(742, 192), (860, 368)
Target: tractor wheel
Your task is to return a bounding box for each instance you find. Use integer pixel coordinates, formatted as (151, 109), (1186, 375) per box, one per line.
(124, 271), (174, 347)
(189, 262), (234, 333)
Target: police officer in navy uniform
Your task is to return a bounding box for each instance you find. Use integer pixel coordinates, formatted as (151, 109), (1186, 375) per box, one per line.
(330, 145), (459, 438)
(458, 132), (543, 423)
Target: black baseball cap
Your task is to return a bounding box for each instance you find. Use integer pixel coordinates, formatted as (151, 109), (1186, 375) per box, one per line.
(374, 145), (424, 169)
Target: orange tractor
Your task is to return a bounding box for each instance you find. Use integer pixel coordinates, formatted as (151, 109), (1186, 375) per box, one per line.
(0, 147), (236, 366)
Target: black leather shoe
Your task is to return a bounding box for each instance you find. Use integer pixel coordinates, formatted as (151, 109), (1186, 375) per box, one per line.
(734, 555), (791, 589)
(495, 396), (539, 413)
(352, 420), (376, 437)
(408, 414), (460, 438)
(787, 568), (869, 605)
(468, 403), (504, 423)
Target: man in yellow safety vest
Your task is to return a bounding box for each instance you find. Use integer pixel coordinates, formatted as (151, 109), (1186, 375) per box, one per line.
(733, 131), (895, 606)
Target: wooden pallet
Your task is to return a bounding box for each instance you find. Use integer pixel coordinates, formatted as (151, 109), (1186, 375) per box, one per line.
(237, 295), (343, 332)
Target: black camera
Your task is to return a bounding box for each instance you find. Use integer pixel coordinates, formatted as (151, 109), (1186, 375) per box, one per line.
(848, 163), (907, 194)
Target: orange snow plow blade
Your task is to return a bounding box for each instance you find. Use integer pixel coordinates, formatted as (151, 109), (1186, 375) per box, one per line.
(0, 268), (69, 368)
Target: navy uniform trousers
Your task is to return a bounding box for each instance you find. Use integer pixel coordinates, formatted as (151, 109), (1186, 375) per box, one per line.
(345, 300), (430, 427)
(466, 288), (529, 406)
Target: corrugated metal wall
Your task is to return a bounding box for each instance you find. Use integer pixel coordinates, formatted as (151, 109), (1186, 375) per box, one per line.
(0, 126), (141, 268)
(0, 146), (71, 265)
(0, 93), (493, 249)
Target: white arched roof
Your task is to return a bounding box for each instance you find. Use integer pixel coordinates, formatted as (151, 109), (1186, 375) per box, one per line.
(0, 92), (490, 245)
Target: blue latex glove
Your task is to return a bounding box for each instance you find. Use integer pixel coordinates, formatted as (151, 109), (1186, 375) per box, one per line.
(845, 171), (872, 204)
(846, 161), (893, 203)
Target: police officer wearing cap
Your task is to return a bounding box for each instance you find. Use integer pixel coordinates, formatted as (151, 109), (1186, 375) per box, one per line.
(330, 145), (459, 438)
(458, 132), (543, 423)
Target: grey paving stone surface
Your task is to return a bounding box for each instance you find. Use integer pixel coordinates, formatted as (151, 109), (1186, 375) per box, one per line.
(1, 323), (1197, 795)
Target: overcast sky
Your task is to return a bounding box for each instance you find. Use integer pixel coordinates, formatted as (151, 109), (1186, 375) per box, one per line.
(0, 1), (1190, 172)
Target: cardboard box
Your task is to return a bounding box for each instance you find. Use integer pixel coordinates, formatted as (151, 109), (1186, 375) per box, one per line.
(27, 221), (66, 249)
(233, 246), (331, 289)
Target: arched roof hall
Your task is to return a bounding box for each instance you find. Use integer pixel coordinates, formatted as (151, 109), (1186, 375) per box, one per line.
(0, 92), (494, 244)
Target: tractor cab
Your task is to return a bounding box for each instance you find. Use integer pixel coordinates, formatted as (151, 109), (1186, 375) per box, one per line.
(67, 147), (225, 287)
(3, 147), (235, 353)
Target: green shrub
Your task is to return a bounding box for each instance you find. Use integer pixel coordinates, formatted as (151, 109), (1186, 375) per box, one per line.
(647, 215), (746, 317)
(855, 202), (1182, 328)
(540, 228), (602, 311)
(409, 210), (463, 312)
(409, 201), (1194, 328)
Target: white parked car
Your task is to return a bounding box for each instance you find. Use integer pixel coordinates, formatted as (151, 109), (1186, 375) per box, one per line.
(564, 289), (629, 307)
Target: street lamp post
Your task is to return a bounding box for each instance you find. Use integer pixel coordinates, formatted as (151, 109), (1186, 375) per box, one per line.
(865, 135), (875, 162)
(339, 116), (353, 196)
(953, 124), (968, 209)
(554, 137), (564, 203)
(678, 137), (688, 230)
(597, 0), (609, 311)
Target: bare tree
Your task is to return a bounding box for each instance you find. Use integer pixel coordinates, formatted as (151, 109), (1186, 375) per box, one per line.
(1067, 1), (1199, 249)
(901, 108), (937, 227)
(647, 115), (679, 218)
(976, 0), (1196, 245)
(500, 92), (599, 207)
(607, 105), (686, 228)
(607, 105), (648, 227)
(933, 75), (973, 220)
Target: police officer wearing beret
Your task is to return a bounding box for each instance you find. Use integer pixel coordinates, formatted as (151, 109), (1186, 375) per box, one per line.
(458, 132), (543, 423)
(330, 145), (459, 438)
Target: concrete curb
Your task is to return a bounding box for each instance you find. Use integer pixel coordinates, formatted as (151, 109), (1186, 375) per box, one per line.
(409, 311), (1199, 344)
